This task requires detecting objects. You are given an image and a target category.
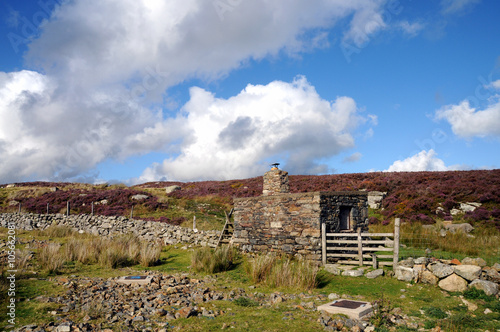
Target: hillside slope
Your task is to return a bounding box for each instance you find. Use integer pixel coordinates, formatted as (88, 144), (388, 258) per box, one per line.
(1, 170), (499, 229)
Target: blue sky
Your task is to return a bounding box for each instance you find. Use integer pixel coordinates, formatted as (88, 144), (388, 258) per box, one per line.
(0, 0), (499, 184)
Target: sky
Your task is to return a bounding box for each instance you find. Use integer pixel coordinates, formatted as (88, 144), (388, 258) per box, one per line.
(0, 0), (499, 185)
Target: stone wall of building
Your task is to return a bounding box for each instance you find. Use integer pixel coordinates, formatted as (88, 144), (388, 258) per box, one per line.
(320, 192), (369, 233)
(233, 192), (323, 261)
(232, 191), (369, 263)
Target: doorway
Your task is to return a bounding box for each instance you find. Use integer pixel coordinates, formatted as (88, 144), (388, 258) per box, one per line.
(339, 206), (352, 231)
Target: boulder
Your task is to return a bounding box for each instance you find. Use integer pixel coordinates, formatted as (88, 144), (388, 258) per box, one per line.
(443, 223), (474, 234)
(398, 257), (414, 268)
(461, 257), (487, 267)
(469, 279), (499, 296)
(482, 267), (500, 283)
(493, 263), (500, 271)
(166, 185), (181, 194)
(420, 270), (439, 285)
(460, 202), (481, 213)
(395, 266), (414, 282)
(365, 269), (384, 279)
(453, 265), (482, 281)
(438, 274), (468, 292)
(324, 265), (341, 275)
(342, 270), (364, 277)
(428, 263), (454, 279)
(367, 191), (386, 209)
(131, 194), (149, 200)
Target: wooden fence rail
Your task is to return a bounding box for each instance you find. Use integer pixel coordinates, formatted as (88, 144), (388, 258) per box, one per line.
(322, 218), (400, 269)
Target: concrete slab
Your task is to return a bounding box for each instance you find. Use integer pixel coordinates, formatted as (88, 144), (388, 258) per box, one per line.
(116, 275), (153, 286)
(317, 299), (373, 319)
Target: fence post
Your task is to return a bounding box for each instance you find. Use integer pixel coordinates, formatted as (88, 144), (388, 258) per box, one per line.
(91, 202), (94, 216)
(193, 216), (197, 231)
(130, 205), (134, 219)
(18, 203), (21, 214)
(321, 222), (326, 265)
(393, 218), (400, 269)
(67, 201), (70, 216)
(357, 227), (363, 266)
(47, 203), (49, 214)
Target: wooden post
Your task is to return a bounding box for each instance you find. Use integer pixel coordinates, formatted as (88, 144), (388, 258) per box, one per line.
(67, 201), (70, 216)
(193, 216), (197, 231)
(18, 202), (21, 214)
(372, 254), (378, 269)
(321, 222), (326, 265)
(130, 205), (134, 219)
(47, 203), (49, 214)
(91, 202), (94, 216)
(393, 218), (400, 269)
(357, 227), (363, 266)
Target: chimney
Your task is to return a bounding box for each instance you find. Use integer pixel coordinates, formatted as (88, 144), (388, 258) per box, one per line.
(263, 164), (289, 196)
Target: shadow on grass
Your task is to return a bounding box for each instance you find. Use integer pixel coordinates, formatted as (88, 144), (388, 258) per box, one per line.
(316, 269), (334, 289)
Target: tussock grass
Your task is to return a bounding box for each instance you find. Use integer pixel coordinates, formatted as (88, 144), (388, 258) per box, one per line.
(38, 243), (65, 273)
(15, 248), (33, 272)
(139, 242), (162, 267)
(37, 225), (75, 238)
(191, 245), (237, 273)
(246, 254), (318, 291)
(42, 233), (164, 270)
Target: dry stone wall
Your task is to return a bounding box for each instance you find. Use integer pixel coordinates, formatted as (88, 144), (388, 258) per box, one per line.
(0, 213), (219, 247)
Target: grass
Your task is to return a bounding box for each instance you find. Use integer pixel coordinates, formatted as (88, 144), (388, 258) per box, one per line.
(245, 254), (319, 291)
(191, 245), (238, 274)
(1, 224), (499, 331)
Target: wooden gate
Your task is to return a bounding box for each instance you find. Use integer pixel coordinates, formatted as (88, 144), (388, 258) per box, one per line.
(321, 218), (400, 269)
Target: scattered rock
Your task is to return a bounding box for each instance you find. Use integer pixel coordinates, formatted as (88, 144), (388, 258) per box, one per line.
(131, 194), (149, 200)
(165, 185), (182, 194)
(365, 269), (384, 279)
(459, 296), (478, 311)
(342, 270), (364, 277)
(324, 265), (342, 275)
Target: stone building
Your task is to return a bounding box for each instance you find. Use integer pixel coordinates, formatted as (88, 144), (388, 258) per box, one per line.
(232, 167), (368, 263)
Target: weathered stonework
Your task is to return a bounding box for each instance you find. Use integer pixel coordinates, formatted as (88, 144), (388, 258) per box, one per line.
(262, 169), (290, 196)
(233, 169), (368, 263)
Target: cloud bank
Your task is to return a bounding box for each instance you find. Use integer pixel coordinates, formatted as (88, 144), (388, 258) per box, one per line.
(1, 0), (392, 183)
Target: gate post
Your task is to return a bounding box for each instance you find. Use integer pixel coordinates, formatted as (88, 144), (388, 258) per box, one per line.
(357, 227), (363, 266)
(321, 222), (326, 265)
(393, 218), (400, 269)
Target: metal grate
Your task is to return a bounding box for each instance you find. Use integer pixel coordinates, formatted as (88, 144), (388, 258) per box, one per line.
(330, 300), (365, 309)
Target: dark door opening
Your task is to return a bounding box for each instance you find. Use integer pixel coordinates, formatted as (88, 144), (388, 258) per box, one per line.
(339, 206), (352, 231)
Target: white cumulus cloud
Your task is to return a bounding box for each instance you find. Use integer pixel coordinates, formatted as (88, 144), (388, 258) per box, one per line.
(385, 149), (459, 172)
(435, 99), (500, 138)
(137, 76), (370, 182)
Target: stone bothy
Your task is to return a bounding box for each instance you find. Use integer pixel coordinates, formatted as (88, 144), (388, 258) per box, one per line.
(232, 168), (368, 263)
